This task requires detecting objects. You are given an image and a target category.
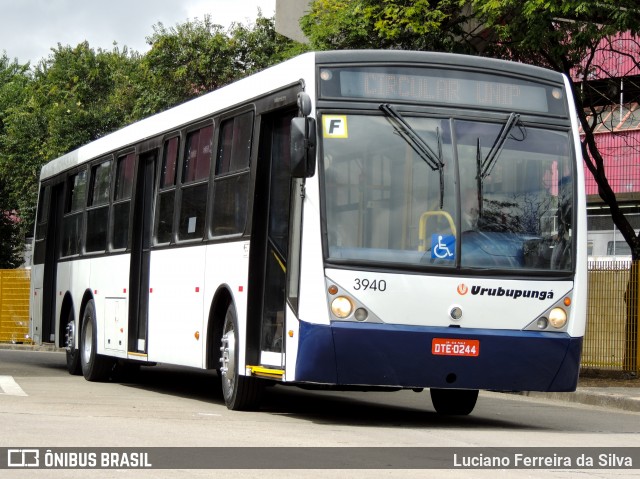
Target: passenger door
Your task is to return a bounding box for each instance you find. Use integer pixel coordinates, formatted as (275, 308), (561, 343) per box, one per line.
(249, 108), (297, 367)
(39, 182), (64, 344)
(128, 151), (156, 354)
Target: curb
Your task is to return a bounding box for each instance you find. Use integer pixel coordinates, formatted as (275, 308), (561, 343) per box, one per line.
(0, 342), (62, 352)
(517, 390), (640, 413)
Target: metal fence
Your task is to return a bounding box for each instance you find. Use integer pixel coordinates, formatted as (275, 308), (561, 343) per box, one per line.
(584, 259), (639, 375)
(0, 269), (31, 344)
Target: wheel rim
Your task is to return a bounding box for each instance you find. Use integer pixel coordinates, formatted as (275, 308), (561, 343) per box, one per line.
(220, 314), (236, 397)
(65, 321), (75, 352)
(82, 316), (93, 365)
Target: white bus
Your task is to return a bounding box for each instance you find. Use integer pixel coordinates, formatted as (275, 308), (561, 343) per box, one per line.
(30, 51), (587, 415)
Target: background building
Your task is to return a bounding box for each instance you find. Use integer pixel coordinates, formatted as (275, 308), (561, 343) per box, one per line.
(275, 0), (311, 44)
(580, 33), (640, 257)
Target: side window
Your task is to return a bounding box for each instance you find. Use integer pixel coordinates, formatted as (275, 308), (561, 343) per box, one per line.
(268, 112), (295, 256)
(178, 125), (212, 241)
(62, 170), (87, 257)
(216, 112), (252, 174)
(35, 185), (50, 242)
(33, 185), (50, 265)
(112, 153), (135, 250)
(86, 159), (112, 253)
(156, 136), (179, 244)
(211, 111), (253, 236)
(183, 126), (212, 183)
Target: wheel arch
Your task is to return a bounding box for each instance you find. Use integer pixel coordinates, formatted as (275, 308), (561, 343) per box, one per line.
(78, 289), (96, 331)
(57, 293), (75, 349)
(205, 285), (234, 370)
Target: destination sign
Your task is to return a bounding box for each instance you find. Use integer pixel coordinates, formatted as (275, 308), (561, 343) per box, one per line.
(319, 67), (566, 115)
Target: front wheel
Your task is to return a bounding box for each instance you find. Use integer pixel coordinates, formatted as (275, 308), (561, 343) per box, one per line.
(80, 299), (113, 381)
(430, 388), (479, 415)
(219, 303), (263, 410)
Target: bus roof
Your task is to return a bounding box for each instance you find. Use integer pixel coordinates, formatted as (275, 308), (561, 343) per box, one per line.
(40, 52), (317, 181)
(39, 50), (565, 181)
(314, 50), (564, 83)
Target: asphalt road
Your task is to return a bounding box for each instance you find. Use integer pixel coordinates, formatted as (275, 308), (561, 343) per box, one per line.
(1, 348), (639, 478)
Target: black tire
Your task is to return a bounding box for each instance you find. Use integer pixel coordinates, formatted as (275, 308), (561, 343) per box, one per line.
(80, 299), (113, 381)
(64, 308), (81, 375)
(219, 303), (263, 410)
(430, 388), (479, 415)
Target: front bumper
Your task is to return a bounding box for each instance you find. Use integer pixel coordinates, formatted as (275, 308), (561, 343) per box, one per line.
(295, 320), (582, 391)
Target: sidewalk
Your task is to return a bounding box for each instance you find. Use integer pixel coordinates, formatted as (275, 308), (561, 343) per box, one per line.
(1, 342), (639, 412)
(518, 385), (640, 413)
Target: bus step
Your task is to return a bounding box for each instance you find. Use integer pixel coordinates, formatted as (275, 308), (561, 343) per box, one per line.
(246, 365), (284, 380)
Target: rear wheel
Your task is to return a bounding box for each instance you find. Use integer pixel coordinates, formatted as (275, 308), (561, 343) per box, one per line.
(64, 308), (81, 375)
(430, 388), (479, 415)
(80, 299), (113, 381)
(219, 303), (262, 410)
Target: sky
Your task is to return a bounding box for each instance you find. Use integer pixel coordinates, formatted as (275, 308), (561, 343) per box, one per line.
(0, 0), (276, 65)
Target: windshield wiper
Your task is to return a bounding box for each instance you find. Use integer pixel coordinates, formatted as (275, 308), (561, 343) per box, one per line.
(379, 103), (445, 208)
(479, 112), (521, 179)
(475, 112), (524, 217)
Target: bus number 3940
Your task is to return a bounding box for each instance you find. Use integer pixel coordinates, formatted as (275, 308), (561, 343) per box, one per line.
(354, 278), (387, 291)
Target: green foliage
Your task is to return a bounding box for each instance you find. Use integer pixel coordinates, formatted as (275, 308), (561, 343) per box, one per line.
(0, 53), (30, 134)
(0, 43), (143, 244)
(469, 0), (640, 71)
(0, 53), (34, 267)
(231, 16), (308, 75)
(301, 0), (472, 52)
(300, 0), (376, 50)
(0, 177), (23, 268)
(0, 14), (303, 266)
(134, 14), (304, 117)
(135, 17), (234, 116)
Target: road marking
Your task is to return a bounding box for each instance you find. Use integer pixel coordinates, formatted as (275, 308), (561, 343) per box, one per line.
(0, 376), (28, 396)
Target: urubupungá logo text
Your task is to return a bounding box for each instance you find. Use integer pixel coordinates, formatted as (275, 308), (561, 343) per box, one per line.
(470, 285), (553, 300)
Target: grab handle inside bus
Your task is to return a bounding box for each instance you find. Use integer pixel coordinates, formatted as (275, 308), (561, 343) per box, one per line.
(291, 116), (317, 178)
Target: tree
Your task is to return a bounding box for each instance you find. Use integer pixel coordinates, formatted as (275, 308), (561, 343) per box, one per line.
(0, 43), (144, 245)
(0, 53), (32, 267)
(466, 1), (640, 255)
(0, 53), (30, 136)
(134, 14), (304, 117)
(301, 0), (473, 52)
(0, 179), (23, 268)
(0, 14), (303, 267)
(231, 15), (308, 75)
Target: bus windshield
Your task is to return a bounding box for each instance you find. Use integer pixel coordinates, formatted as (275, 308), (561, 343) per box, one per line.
(322, 113), (574, 272)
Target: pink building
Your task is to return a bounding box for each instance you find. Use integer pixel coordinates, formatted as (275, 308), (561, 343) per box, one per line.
(577, 33), (640, 256)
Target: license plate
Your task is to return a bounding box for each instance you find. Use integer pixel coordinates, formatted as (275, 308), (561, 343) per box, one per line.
(432, 338), (479, 357)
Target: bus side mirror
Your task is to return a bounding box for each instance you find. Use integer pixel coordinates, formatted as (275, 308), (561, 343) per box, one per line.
(290, 117), (316, 178)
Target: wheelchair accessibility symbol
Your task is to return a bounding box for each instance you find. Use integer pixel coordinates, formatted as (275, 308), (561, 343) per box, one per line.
(431, 234), (455, 260)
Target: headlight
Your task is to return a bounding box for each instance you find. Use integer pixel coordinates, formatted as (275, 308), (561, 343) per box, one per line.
(548, 307), (567, 328)
(331, 296), (353, 318)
